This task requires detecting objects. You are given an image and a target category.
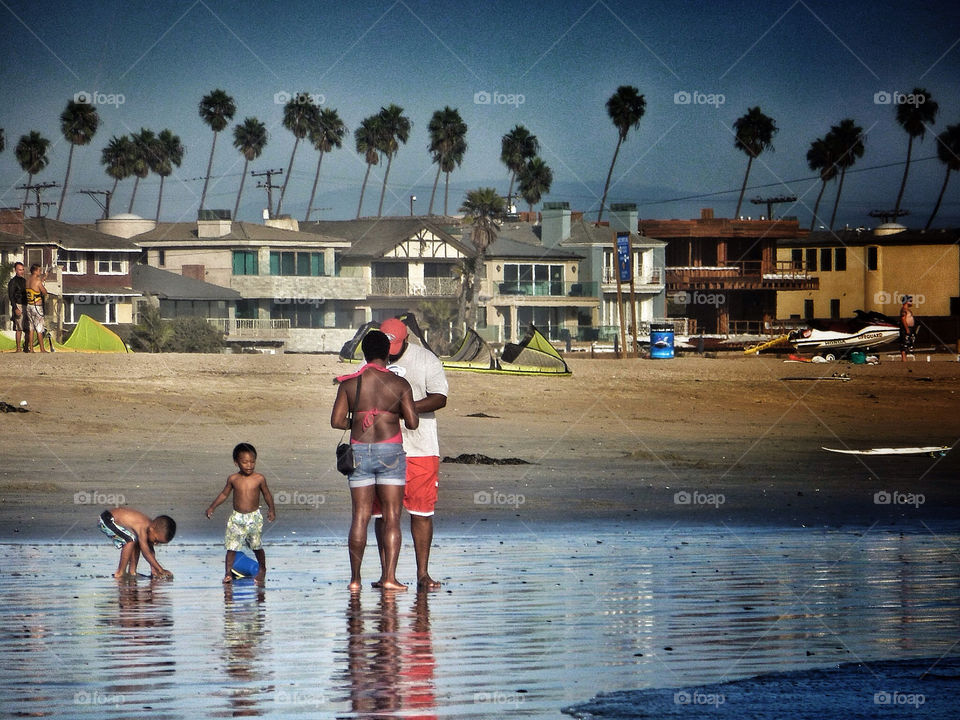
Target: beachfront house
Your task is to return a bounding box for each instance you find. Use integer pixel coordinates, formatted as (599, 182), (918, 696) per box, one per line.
(0, 208), (141, 339)
(776, 224), (960, 347)
(646, 208), (817, 336)
(103, 211), (359, 352)
(300, 217), (473, 348)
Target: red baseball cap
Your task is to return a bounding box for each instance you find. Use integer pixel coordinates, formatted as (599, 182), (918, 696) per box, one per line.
(380, 318), (408, 355)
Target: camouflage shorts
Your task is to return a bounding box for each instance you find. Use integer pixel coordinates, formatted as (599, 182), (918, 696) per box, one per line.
(224, 509), (263, 551)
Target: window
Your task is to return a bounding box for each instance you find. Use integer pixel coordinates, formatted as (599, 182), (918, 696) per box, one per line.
(830, 299), (840, 319)
(791, 249), (803, 269)
(270, 251), (323, 276)
(26, 248), (43, 269)
(58, 250), (82, 274)
(271, 300), (326, 328)
(834, 247), (846, 272)
(96, 252), (125, 274)
(502, 263), (564, 295)
(67, 296), (116, 324)
(158, 250), (166, 267)
(820, 248), (832, 272)
(805, 248), (817, 272)
(804, 299), (814, 320)
(867, 246), (878, 271)
(950, 297), (960, 316)
(232, 250), (259, 276)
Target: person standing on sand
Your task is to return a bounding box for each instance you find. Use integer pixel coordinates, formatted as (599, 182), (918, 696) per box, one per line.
(24, 264), (48, 352)
(332, 330), (418, 592)
(899, 295), (917, 362)
(373, 317), (448, 590)
(206, 442), (276, 586)
(6, 261), (26, 352)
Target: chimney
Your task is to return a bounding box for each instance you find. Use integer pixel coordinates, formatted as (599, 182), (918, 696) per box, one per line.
(197, 209), (232, 238)
(609, 203), (638, 235)
(541, 201), (571, 248)
(0, 207), (25, 236)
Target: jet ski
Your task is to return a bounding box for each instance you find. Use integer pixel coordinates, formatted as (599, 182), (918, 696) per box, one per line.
(788, 310), (899, 353)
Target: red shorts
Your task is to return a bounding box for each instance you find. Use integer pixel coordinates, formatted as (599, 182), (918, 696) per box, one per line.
(372, 455), (439, 517)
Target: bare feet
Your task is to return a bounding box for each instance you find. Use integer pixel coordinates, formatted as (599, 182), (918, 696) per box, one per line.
(380, 579), (408, 591)
(222, 575), (233, 584)
(254, 574), (265, 586)
(371, 578), (384, 588)
(348, 580), (362, 592)
(417, 575), (441, 590)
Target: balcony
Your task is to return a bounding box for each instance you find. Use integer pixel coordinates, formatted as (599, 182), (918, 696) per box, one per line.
(208, 318), (290, 340)
(370, 277), (459, 297)
(600, 267), (664, 288)
(496, 280), (599, 297)
(667, 261), (817, 291)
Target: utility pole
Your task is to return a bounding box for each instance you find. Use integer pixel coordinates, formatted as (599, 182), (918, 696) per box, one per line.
(252, 169), (283, 219)
(750, 195), (796, 221)
(79, 189), (112, 219)
(18, 182), (59, 219)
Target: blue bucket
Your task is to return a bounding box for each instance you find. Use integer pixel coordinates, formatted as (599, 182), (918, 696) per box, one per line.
(231, 551), (260, 578)
(650, 324), (675, 359)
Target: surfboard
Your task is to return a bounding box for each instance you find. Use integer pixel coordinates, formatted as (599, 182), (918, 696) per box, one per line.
(822, 446), (950, 456)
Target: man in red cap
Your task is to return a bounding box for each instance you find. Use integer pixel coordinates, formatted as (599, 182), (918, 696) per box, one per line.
(374, 316), (448, 589)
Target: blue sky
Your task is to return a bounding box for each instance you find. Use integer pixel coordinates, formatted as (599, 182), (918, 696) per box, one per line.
(1, 0), (959, 227)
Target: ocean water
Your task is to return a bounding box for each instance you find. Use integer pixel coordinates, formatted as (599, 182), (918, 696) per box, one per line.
(1, 525), (958, 719)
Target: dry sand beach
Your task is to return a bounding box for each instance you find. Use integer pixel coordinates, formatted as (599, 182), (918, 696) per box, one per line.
(1, 352), (959, 718)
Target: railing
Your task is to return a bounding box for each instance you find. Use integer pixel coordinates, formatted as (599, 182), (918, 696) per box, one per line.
(579, 318), (695, 342)
(208, 318), (290, 338)
(601, 268), (663, 285)
(370, 277), (459, 296)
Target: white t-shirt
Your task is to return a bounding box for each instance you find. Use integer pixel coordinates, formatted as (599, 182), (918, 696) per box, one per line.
(387, 342), (448, 458)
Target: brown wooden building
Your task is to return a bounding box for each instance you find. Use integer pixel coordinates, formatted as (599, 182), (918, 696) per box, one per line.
(641, 208), (816, 334)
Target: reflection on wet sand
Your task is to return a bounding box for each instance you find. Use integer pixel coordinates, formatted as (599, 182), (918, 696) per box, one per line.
(220, 581), (270, 717)
(96, 578), (175, 706)
(340, 591), (437, 719)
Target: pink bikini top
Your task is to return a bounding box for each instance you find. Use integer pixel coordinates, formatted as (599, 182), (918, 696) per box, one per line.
(338, 364), (403, 444)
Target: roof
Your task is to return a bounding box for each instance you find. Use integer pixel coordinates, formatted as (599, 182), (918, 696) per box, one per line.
(132, 221), (348, 246)
(0, 218), (140, 251)
(300, 218), (473, 259)
(131, 264), (241, 301)
(565, 216), (667, 248)
(779, 228), (960, 248)
(466, 224), (584, 260)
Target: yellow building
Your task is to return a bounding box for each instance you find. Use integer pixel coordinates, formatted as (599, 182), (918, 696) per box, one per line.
(777, 226), (960, 335)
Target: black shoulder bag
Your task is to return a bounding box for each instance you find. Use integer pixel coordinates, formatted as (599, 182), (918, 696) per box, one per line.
(336, 374), (361, 475)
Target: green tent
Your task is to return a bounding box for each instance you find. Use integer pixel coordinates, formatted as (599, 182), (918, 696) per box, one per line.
(61, 315), (130, 353)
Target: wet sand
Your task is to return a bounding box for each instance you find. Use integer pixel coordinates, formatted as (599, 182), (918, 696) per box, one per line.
(2, 528), (959, 718)
(1, 353), (959, 717)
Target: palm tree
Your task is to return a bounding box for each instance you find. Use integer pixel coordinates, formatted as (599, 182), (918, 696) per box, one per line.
(56, 99), (100, 220)
(198, 89), (236, 212)
(232, 117), (268, 221)
(500, 125), (539, 211)
(518, 156), (553, 213)
(460, 187), (505, 329)
(427, 107), (468, 216)
(926, 123), (960, 230)
(826, 119), (865, 230)
(15, 131), (51, 210)
(893, 87), (939, 216)
(732, 106), (778, 219)
(151, 129), (184, 222)
(127, 128), (155, 213)
(277, 93), (319, 217)
(305, 107), (346, 221)
(101, 135), (133, 203)
(375, 104), (411, 217)
(598, 86), (646, 223)
(354, 114), (382, 218)
(806, 136), (838, 230)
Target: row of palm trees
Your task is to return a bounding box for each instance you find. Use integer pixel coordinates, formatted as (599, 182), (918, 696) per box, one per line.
(2, 85), (958, 228)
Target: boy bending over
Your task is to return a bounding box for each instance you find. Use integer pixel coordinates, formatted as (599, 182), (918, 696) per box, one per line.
(98, 507), (176, 579)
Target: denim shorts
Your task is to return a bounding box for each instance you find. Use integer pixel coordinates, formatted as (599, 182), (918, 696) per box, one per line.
(348, 442), (406, 489)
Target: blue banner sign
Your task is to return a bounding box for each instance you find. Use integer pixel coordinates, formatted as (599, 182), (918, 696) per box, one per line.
(616, 232), (631, 282)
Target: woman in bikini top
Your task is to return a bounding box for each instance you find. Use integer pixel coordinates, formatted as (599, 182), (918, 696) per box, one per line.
(332, 348), (417, 443)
